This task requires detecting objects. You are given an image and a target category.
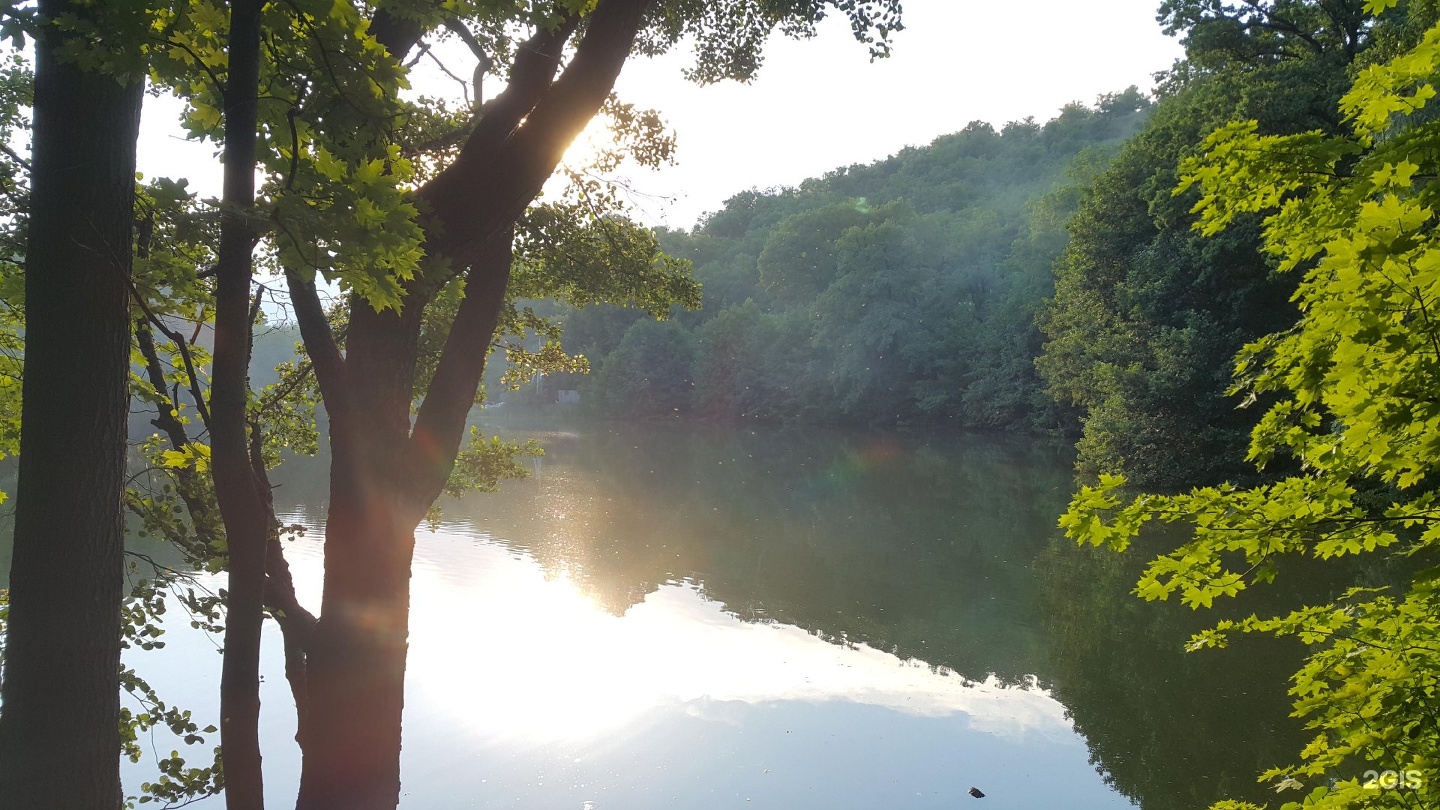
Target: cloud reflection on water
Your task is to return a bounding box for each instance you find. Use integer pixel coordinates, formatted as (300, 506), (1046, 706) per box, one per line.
(387, 530), (1078, 746)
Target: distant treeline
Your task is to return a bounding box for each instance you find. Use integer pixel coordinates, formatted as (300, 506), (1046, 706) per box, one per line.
(556, 0), (1433, 492)
(558, 90), (1151, 433)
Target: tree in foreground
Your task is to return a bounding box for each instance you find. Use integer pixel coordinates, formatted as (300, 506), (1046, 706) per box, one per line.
(1064, 3), (1440, 807)
(0, 1), (144, 806)
(148, 2), (902, 808)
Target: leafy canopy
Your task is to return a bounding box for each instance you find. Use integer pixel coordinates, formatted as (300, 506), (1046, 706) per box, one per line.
(1063, 10), (1440, 809)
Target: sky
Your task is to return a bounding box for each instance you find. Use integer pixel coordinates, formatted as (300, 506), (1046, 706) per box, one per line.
(135, 0), (1187, 230)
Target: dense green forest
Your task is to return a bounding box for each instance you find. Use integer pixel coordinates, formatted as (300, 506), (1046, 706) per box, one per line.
(1037, 1), (1440, 490)
(551, 0), (1439, 497)
(553, 91), (1151, 431)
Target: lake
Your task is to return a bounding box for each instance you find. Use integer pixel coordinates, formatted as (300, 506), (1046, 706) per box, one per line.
(96, 418), (1306, 808)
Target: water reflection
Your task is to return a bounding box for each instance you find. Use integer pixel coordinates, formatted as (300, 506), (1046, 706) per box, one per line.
(403, 534), (1072, 745)
(1037, 540), (1316, 810)
(104, 418), (1310, 808)
(422, 421), (1073, 686)
(158, 420), (1125, 808)
(390, 529), (1123, 810)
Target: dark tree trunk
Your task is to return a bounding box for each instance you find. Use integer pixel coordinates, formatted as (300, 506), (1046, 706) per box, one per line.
(293, 291), (423, 810)
(212, 1), (268, 808)
(288, 3), (650, 807)
(293, 436), (418, 810)
(0, 2), (144, 806)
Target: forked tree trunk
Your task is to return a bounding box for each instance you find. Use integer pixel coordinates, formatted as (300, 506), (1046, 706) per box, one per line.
(287, 3), (649, 807)
(292, 234), (515, 810)
(0, 2), (144, 806)
(294, 430), (420, 810)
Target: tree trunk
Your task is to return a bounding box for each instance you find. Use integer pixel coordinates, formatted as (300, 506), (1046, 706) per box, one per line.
(285, 4), (650, 807)
(294, 291), (424, 810)
(213, 0), (268, 807)
(294, 441), (418, 810)
(0, 2), (144, 806)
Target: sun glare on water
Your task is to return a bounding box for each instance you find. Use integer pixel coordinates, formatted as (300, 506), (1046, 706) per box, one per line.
(395, 529), (1071, 748)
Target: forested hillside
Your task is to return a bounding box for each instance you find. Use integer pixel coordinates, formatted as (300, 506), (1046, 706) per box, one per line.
(557, 0), (1440, 497)
(558, 91), (1151, 431)
(1037, 1), (1438, 489)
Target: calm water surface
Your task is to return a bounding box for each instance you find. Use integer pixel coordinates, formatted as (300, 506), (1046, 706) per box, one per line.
(109, 419), (1304, 809)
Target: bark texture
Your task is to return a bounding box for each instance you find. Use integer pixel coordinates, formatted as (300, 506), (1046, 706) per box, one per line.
(0, 2), (144, 806)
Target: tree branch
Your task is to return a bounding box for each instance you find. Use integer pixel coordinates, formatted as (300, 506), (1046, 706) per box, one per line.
(132, 320), (223, 551)
(0, 140), (29, 172)
(418, 0), (643, 265)
(405, 230), (513, 504)
(455, 16), (577, 164)
(424, 47), (473, 104)
(396, 1), (650, 501)
(1239, 0), (1324, 55)
(368, 7), (425, 63)
(135, 321), (193, 451)
(489, 0), (650, 208)
(127, 283), (213, 430)
(284, 271), (349, 416)
(248, 413), (317, 736)
(444, 16), (490, 64)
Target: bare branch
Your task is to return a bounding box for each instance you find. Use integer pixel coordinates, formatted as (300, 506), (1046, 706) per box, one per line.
(127, 283), (213, 430)
(284, 271), (349, 415)
(444, 17), (490, 64)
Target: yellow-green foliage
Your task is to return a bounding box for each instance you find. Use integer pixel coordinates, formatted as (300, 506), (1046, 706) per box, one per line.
(1062, 15), (1440, 810)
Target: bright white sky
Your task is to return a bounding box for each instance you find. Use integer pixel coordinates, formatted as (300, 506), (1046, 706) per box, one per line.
(136, 0), (1185, 230)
